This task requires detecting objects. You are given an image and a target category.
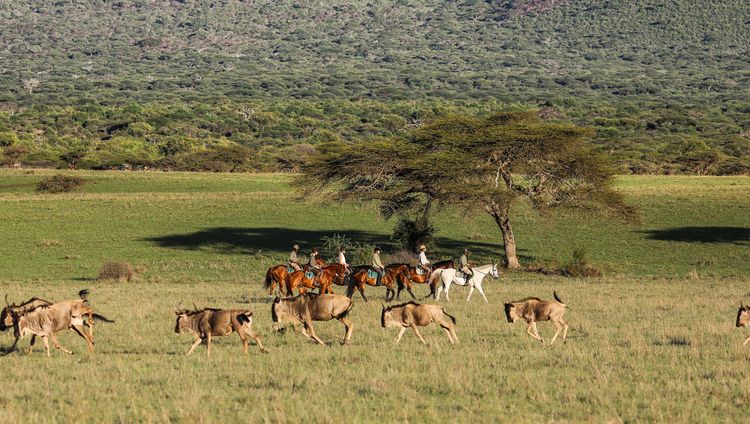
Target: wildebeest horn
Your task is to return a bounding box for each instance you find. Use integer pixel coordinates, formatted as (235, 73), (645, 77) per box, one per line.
(192, 301), (198, 311)
(4, 294), (10, 308)
(175, 301), (183, 314)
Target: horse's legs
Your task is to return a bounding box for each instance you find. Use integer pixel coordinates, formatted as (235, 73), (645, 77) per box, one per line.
(357, 282), (368, 303)
(444, 282), (451, 302)
(187, 336), (202, 356)
(477, 284), (488, 303)
(395, 327), (407, 344)
(435, 284), (443, 301)
(466, 285), (474, 302)
(406, 284), (416, 300)
(339, 316), (353, 345)
(411, 325), (427, 345)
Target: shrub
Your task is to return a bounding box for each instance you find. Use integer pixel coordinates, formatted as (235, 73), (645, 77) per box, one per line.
(563, 248), (602, 278)
(386, 249), (417, 265)
(320, 234), (373, 265)
(390, 215), (437, 251)
(35, 175), (85, 193)
(97, 261), (135, 282)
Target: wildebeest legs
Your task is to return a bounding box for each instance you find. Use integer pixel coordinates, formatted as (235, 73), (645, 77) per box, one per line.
(339, 316), (353, 345)
(411, 325), (427, 344)
(550, 318), (569, 345)
(70, 325), (94, 352)
(50, 333), (73, 355)
(301, 323), (326, 346)
(186, 336), (203, 355)
(438, 321), (458, 344)
(239, 328), (267, 354)
(395, 327), (407, 344)
(527, 322), (544, 344)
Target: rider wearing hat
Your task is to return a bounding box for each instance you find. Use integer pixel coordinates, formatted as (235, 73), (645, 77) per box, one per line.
(338, 246), (351, 274)
(289, 244), (302, 272)
(309, 247), (321, 277)
(372, 247), (385, 285)
(417, 244), (431, 275)
(459, 248), (473, 279)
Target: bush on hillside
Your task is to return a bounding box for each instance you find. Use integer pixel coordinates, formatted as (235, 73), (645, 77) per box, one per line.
(97, 261), (135, 282)
(563, 248), (602, 278)
(35, 175), (85, 193)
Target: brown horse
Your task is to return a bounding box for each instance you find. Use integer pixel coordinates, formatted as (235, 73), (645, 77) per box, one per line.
(287, 263), (348, 296)
(388, 260), (454, 300)
(264, 257), (326, 297)
(346, 266), (405, 302)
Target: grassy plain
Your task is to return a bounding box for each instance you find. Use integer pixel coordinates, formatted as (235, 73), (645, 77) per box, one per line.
(0, 170), (749, 423)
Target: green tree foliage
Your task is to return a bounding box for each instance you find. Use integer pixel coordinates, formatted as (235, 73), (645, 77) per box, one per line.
(0, 1), (747, 172)
(299, 112), (634, 268)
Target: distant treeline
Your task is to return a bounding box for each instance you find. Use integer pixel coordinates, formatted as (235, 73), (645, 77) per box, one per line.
(0, 1), (748, 174)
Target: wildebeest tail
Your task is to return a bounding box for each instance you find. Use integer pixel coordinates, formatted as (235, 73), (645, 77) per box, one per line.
(79, 289), (90, 300)
(553, 291), (566, 305)
(92, 313), (115, 323)
(264, 268), (274, 289)
(442, 308), (457, 325)
(339, 299), (355, 318)
(237, 311), (253, 325)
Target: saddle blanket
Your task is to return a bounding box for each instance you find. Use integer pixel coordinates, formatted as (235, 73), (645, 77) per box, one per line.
(367, 269), (379, 279)
(305, 271), (315, 279)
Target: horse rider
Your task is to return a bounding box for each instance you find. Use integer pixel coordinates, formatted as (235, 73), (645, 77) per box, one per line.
(459, 248), (473, 280)
(289, 244), (302, 272)
(417, 244), (431, 275)
(309, 247), (321, 277)
(338, 246), (351, 274)
(371, 247), (385, 286)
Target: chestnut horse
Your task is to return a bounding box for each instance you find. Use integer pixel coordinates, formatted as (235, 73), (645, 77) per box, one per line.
(346, 266), (406, 302)
(287, 263), (349, 296)
(387, 259), (454, 300)
(264, 257), (326, 297)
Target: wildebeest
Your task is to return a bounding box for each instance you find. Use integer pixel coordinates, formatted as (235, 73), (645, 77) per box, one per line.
(174, 307), (267, 356)
(5, 290), (114, 356)
(1, 295), (52, 353)
(504, 292), (568, 345)
(736, 303), (750, 346)
(381, 302), (458, 344)
(271, 293), (353, 346)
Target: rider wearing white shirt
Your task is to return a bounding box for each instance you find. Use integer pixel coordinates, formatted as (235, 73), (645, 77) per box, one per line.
(338, 247), (351, 273)
(417, 244), (431, 274)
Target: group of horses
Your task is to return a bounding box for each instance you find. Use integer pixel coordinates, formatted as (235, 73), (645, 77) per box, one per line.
(263, 257), (499, 303)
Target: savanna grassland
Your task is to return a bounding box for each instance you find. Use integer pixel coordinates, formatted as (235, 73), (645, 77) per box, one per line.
(0, 170), (749, 422)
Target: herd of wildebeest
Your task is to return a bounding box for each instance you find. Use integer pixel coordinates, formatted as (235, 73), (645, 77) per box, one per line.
(2, 255), (750, 356)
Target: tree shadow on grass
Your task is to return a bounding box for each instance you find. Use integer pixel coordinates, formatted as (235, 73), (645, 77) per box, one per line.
(144, 227), (532, 262)
(641, 227), (750, 245)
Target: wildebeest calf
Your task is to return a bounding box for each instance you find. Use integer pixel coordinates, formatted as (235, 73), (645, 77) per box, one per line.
(504, 292), (568, 345)
(175, 308), (267, 356)
(736, 303), (750, 346)
(381, 302), (458, 344)
(271, 293), (354, 346)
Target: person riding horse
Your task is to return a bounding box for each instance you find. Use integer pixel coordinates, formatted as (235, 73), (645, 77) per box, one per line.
(289, 244), (302, 272)
(371, 247), (385, 286)
(459, 248), (473, 279)
(309, 247), (321, 278)
(417, 244), (431, 275)
(338, 247), (351, 275)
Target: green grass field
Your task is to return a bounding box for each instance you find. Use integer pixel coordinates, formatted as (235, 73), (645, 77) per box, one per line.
(0, 170), (749, 422)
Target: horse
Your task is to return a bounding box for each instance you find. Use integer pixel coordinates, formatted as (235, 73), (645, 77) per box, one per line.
(287, 263), (348, 296)
(434, 263), (498, 302)
(264, 257), (326, 297)
(346, 266), (405, 302)
(387, 260), (454, 300)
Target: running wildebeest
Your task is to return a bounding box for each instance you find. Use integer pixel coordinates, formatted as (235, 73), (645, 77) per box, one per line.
(381, 302), (458, 344)
(504, 292), (569, 345)
(5, 290), (114, 356)
(736, 303), (750, 346)
(271, 293), (354, 346)
(174, 307), (267, 356)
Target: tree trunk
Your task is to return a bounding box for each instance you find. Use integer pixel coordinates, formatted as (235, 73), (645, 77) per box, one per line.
(486, 203), (521, 269)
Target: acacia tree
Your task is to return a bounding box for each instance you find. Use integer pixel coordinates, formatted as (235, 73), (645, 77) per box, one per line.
(298, 112), (634, 269)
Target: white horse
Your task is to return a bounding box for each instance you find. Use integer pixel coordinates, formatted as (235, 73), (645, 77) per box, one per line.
(434, 263), (498, 302)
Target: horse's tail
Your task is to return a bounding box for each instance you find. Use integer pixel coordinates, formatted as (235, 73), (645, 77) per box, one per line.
(442, 308), (457, 325)
(264, 268), (274, 289)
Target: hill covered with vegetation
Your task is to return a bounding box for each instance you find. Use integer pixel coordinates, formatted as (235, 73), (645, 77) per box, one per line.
(0, 0), (748, 173)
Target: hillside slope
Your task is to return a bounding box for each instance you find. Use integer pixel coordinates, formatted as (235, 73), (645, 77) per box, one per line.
(0, 0), (748, 172)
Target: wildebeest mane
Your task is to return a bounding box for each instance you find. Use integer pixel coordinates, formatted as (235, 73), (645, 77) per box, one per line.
(509, 297), (542, 304)
(387, 301), (420, 310)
